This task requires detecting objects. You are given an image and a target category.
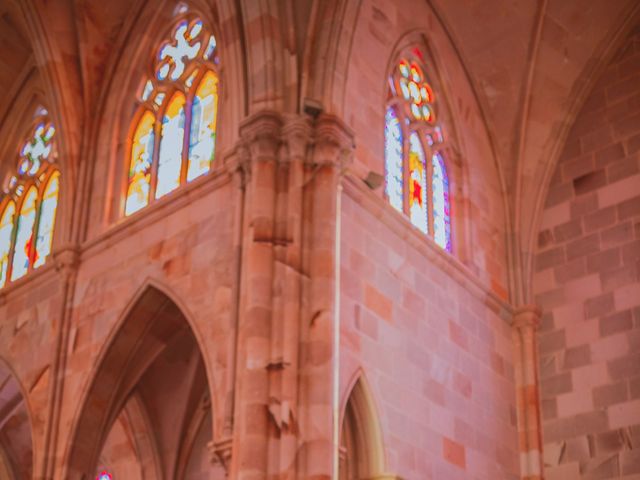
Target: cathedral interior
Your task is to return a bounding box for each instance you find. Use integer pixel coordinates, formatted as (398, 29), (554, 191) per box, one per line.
(0, 0), (639, 479)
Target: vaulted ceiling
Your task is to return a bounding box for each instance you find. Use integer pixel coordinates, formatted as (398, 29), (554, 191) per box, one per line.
(0, 0), (637, 299)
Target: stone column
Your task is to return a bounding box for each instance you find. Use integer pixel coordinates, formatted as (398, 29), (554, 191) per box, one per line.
(233, 110), (282, 480)
(513, 305), (544, 480)
(297, 114), (353, 480)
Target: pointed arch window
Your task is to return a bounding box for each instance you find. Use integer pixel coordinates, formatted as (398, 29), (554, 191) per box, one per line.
(0, 113), (61, 287)
(124, 15), (220, 216)
(384, 53), (452, 252)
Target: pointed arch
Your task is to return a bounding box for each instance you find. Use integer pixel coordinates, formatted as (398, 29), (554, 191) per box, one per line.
(0, 356), (35, 480)
(339, 373), (386, 479)
(63, 282), (216, 479)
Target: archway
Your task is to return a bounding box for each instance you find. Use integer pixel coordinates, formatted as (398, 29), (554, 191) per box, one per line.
(0, 358), (33, 479)
(339, 375), (386, 480)
(65, 285), (224, 479)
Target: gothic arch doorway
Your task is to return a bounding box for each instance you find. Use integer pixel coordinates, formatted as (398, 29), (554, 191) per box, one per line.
(339, 375), (386, 480)
(65, 285), (223, 479)
(0, 358), (33, 479)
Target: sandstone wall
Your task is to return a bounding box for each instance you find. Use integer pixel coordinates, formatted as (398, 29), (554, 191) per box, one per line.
(534, 25), (640, 480)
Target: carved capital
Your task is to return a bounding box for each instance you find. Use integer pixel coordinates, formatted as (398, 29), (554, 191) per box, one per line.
(208, 437), (232, 475)
(53, 245), (80, 276)
(512, 305), (541, 330)
(282, 115), (312, 161)
(313, 114), (354, 169)
(239, 110), (282, 161)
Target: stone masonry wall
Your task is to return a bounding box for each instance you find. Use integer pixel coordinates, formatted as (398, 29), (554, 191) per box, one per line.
(534, 25), (640, 480)
(340, 182), (518, 480)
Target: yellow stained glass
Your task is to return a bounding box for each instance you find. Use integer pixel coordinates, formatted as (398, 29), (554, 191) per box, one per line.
(187, 71), (218, 181)
(125, 111), (155, 216)
(34, 171), (60, 268)
(11, 187), (37, 281)
(0, 202), (15, 287)
(156, 93), (186, 199)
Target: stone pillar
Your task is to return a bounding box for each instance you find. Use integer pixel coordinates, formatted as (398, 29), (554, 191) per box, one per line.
(233, 110), (282, 480)
(513, 305), (544, 480)
(297, 114), (353, 480)
(231, 111), (352, 480)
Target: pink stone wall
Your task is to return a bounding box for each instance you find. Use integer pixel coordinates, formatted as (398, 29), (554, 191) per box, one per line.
(57, 179), (236, 475)
(340, 0), (509, 298)
(339, 182), (518, 479)
(534, 25), (640, 480)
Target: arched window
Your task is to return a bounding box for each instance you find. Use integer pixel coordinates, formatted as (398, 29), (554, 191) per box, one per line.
(385, 52), (452, 252)
(0, 112), (61, 287)
(124, 15), (220, 216)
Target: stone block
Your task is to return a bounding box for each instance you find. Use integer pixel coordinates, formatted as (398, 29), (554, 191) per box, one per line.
(617, 195), (640, 220)
(573, 169), (608, 196)
(584, 292), (615, 319)
(364, 284), (392, 322)
(570, 193), (599, 219)
(593, 381), (628, 408)
(609, 399), (640, 429)
(540, 329), (566, 355)
(541, 372), (573, 399)
(547, 462), (581, 480)
(600, 264), (638, 292)
(579, 453), (620, 479)
(546, 183), (574, 207)
(630, 377), (640, 400)
(599, 310), (633, 337)
(595, 142), (625, 168)
(584, 206), (617, 232)
(608, 353), (640, 381)
(563, 344), (591, 369)
(620, 449), (640, 475)
(608, 155), (640, 183)
(537, 246), (566, 272)
(544, 411), (609, 442)
(442, 436), (466, 469)
(601, 222), (634, 247)
(593, 429), (625, 455)
(554, 257), (587, 283)
(567, 233), (601, 261)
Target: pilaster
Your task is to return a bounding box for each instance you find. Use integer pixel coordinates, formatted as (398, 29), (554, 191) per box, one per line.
(512, 305), (544, 480)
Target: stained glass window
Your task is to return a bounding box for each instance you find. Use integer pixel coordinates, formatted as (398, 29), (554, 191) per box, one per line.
(125, 111), (155, 215)
(384, 107), (403, 212)
(187, 71), (218, 181)
(384, 52), (452, 251)
(0, 202), (15, 287)
(0, 112), (61, 288)
(12, 187), (38, 281)
(124, 15), (220, 216)
(432, 152), (451, 252)
(408, 133), (428, 233)
(34, 171), (61, 267)
(96, 472), (112, 480)
(156, 93), (186, 198)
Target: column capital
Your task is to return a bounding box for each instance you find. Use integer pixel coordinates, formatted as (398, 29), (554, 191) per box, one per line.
(282, 115), (313, 160)
(512, 304), (541, 330)
(53, 244), (80, 276)
(239, 110), (283, 161)
(312, 114), (354, 168)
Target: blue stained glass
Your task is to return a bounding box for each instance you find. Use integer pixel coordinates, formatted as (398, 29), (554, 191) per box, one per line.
(432, 151), (451, 251)
(384, 107), (403, 213)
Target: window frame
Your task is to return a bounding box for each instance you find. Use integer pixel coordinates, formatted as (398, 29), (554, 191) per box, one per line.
(122, 14), (221, 218)
(0, 115), (61, 287)
(384, 49), (454, 253)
